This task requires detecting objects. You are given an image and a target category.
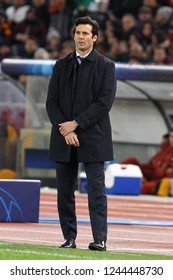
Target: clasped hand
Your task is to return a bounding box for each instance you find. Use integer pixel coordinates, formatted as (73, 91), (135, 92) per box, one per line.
(59, 121), (80, 147)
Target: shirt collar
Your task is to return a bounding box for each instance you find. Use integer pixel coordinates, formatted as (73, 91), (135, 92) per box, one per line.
(68, 49), (97, 62)
(76, 51), (91, 58)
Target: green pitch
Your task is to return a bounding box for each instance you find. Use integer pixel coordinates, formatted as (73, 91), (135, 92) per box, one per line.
(0, 242), (172, 260)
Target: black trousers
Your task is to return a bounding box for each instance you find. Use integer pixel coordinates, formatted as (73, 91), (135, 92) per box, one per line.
(56, 149), (107, 242)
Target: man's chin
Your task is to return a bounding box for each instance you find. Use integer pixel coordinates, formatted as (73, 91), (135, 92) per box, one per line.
(78, 47), (85, 51)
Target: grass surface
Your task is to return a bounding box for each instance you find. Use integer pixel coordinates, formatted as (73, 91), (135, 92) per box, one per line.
(0, 242), (173, 260)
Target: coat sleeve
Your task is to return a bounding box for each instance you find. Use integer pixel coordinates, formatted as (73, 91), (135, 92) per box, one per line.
(75, 61), (116, 130)
(46, 61), (67, 126)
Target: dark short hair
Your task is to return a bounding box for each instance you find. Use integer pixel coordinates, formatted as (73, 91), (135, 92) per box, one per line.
(72, 16), (99, 37)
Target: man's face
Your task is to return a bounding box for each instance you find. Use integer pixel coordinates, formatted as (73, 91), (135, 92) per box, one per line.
(74, 24), (97, 54)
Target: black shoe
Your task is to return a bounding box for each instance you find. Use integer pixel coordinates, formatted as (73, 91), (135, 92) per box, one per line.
(59, 238), (76, 249)
(88, 240), (106, 251)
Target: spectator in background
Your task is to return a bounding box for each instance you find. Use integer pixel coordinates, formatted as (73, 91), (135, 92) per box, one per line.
(104, 14), (122, 41)
(0, 108), (18, 140)
(140, 21), (154, 50)
(146, 29), (168, 58)
(46, 27), (61, 55)
(95, 29), (107, 45)
(104, 37), (119, 60)
(129, 42), (147, 63)
(155, 5), (173, 31)
(34, 47), (49, 59)
(31, 0), (50, 30)
(12, 35), (39, 58)
(128, 32), (141, 47)
(47, 45), (60, 59)
(142, 130), (173, 195)
(12, 7), (47, 47)
(121, 133), (170, 182)
(5, 0), (31, 24)
(0, 107), (18, 179)
(58, 39), (75, 57)
(140, 21), (156, 61)
(95, 29), (109, 54)
(138, 6), (153, 25)
(115, 40), (129, 62)
(46, 27), (61, 45)
(49, 0), (75, 42)
(0, 9), (13, 45)
(121, 14), (139, 41)
(0, 41), (12, 61)
(142, 0), (160, 15)
(152, 46), (170, 63)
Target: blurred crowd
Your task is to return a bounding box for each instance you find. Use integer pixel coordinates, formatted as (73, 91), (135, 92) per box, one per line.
(0, 0), (173, 67)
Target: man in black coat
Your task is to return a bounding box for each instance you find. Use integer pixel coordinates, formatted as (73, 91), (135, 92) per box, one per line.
(46, 16), (116, 251)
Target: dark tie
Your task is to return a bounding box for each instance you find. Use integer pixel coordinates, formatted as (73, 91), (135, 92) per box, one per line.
(77, 56), (85, 65)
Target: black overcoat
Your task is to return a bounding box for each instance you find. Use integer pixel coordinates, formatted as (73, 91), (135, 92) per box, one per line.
(46, 49), (117, 162)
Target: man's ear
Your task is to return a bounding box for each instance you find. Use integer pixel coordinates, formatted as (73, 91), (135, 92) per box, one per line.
(93, 35), (98, 43)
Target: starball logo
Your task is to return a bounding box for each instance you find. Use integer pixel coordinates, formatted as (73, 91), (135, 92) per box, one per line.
(0, 188), (24, 222)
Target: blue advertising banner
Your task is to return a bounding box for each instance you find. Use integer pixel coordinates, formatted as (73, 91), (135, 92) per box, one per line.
(2, 58), (173, 82)
(0, 179), (41, 223)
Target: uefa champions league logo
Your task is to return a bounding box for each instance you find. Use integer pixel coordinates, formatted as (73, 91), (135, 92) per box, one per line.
(0, 188), (24, 222)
